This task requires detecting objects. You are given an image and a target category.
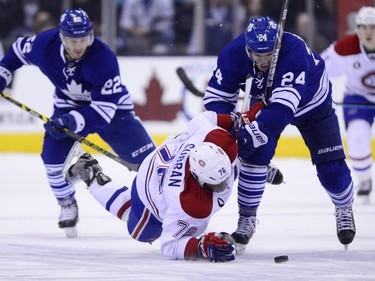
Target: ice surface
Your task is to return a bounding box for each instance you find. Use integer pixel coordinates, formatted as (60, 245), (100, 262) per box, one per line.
(0, 154), (374, 281)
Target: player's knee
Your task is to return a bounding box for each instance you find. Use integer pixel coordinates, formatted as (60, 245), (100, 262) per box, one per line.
(316, 159), (352, 193)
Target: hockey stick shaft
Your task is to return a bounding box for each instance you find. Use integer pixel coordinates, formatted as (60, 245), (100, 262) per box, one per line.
(334, 102), (375, 109)
(0, 92), (139, 171)
(264, 0), (289, 104)
(176, 67), (251, 103)
(241, 74), (252, 112)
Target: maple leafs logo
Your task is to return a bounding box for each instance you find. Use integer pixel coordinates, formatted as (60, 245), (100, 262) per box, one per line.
(61, 80), (91, 101)
(134, 73), (181, 121)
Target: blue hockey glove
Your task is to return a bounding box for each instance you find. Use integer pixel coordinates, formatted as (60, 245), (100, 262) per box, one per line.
(238, 121), (268, 159)
(44, 114), (77, 139)
(0, 65), (12, 92)
(197, 232), (235, 262)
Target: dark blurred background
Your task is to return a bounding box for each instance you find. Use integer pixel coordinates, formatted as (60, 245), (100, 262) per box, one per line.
(0, 0), (373, 57)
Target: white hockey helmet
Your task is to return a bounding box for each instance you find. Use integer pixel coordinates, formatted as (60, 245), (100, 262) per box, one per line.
(356, 7), (375, 26)
(356, 7), (375, 51)
(189, 142), (232, 192)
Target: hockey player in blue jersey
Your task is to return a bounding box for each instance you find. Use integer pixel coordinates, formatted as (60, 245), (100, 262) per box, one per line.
(0, 8), (156, 238)
(204, 16), (356, 252)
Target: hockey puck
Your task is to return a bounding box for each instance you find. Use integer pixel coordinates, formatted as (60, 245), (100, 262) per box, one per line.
(274, 255), (288, 263)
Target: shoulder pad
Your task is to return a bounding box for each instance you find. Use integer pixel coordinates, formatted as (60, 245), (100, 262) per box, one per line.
(334, 35), (361, 56)
(180, 173), (213, 218)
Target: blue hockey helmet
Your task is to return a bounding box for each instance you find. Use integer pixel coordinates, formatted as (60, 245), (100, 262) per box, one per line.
(59, 8), (93, 38)
(245, 17), (277, 53)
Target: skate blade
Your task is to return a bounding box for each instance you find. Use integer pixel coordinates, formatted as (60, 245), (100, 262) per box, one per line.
(62, 141), (85, 177)
(344, 244), (348, 251)
(64, 227), (78, 238)
(235, 243), (247, 255)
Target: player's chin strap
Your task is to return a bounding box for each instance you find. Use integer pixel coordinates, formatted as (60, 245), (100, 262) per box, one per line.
(0, 92), (139, 171)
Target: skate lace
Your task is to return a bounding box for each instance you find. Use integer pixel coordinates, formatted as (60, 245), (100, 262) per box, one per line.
(335, 207), (354, 231)
(236, 216), (258, 235)
(59, 203), (78, 221)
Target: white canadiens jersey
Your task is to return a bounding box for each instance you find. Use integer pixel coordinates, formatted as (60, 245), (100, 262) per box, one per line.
(136, 111), (237, 260)
(321, 34), (375, 102)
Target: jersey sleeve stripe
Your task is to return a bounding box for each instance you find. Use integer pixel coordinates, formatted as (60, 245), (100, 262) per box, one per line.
(54, 96), (83, 108)
(90, 101), (117, 123)
(12, 38), (31, 66)
(204, 86), (238, 107)
(271, 87), (300, 112)
(143, 155), (161, 220)
(117, 94), (135, 110)
(295, 70), (330, 117)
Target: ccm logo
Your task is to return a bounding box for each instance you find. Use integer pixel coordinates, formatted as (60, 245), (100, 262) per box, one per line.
(132, 143), (154, 157)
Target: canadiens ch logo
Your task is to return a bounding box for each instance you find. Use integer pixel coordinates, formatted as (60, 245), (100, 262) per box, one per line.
(362, 71), (375, 89)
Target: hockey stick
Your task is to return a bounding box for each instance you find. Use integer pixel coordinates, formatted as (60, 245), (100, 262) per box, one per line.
(241, 74), (252, 112)
(0, 92), (139, 171)
(264, 0), (289, 105)
(176, 67), (249, 103)
(334, 102), (375, 109)
(176, 67), (205, 98)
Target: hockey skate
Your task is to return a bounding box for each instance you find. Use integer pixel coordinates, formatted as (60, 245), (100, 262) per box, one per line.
(266, 163), (284, 185)
(335, 205), (356, 250)
(65, 153), (112, 187)
(357, 179), (372, 204)
(58, 196), (79, 238)
(231, 215), (258, 255)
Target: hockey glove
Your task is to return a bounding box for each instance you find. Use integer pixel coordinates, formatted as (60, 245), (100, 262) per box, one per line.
(240, 101), (264, 125)
(237, 121), (268, 159)
(0, 65), (12, 92)
(230, 112), (242, 139)
(231, 101), (265, 138)
(266, 163), (284, 185)
(197, 232), (235, 262)
(44, 114), (77, 139)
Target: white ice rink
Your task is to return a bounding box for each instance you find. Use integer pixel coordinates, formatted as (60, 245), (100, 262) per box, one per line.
(0, 154), (374, 281)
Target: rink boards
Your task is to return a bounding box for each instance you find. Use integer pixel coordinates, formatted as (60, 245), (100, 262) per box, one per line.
(0, 56), (364, 157)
